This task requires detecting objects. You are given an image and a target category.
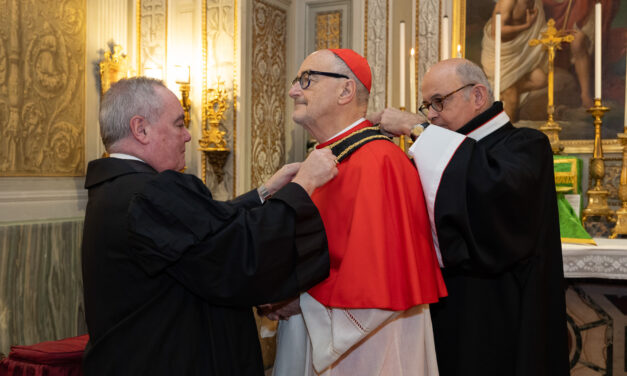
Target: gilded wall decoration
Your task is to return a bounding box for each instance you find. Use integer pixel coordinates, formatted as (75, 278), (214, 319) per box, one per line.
(316, 12), (341, 50)
(204, 0), (236, 199)
(365, 0), (388, 112)
(138, 0), (167, 75)
(251, 0), (286, 187)
(0, 0), (85, 176)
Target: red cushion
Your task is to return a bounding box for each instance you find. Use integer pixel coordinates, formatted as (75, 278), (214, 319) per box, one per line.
(7, 335), (88, 365)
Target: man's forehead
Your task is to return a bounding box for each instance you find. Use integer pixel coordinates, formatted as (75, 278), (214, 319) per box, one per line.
(422, 68), (459, 98)
(298, 51), (333, 73)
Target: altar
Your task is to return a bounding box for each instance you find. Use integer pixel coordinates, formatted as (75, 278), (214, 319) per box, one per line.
(563, 239), (627, 375)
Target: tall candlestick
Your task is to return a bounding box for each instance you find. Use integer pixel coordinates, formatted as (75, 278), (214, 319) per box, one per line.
(441, 16), (450, 60)
(410, 48), (417, 113)
(456, 44), (462, 58)
(494, 13), (501, 101)
(400, 21), (406, 108)
(594, 2), (602, 99)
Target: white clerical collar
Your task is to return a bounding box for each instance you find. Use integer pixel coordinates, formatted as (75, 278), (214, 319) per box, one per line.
(325, 117), (366, 142)
(466, 111), (510, 141)
(109, 153), (145, 163)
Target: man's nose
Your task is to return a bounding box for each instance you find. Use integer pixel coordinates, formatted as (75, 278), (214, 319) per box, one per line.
(184, 127), (192, 142)
(289, 82), (302, 98)
(427, 106), (438, 122)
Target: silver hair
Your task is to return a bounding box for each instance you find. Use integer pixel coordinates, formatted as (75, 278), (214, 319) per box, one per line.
(331, 54), (371, 106)
(99, 77), (166, 151)
(455, 60), (495, 103)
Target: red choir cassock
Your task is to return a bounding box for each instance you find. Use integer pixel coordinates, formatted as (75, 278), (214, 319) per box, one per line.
(307, 120), (447, 310)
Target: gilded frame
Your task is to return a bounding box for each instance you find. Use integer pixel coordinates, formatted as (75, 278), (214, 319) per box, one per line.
(451, 0), (626, 154)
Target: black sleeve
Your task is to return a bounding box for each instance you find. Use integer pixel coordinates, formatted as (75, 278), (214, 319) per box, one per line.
(126, 171), (329, 307)
(435, 129), (558, 273)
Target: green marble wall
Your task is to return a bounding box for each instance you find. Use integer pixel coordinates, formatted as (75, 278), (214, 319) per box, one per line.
(0, 218), (86, 356)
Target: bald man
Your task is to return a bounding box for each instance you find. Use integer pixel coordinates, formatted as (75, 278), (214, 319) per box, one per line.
(263, 49), (446, 375)
(370, 59), (569, 376)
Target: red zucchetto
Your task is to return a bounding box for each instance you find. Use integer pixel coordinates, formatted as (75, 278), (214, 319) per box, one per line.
(329, 49), (372, 93)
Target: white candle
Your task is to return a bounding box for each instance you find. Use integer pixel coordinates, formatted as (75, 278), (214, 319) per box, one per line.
(441, 16), (450, 60)
(400, 21), (406, 108)
(456, 44), (462, 58)
(494, 13), (501, 101)
(594, 2), (602, 99)
(410, 48), (417, 113)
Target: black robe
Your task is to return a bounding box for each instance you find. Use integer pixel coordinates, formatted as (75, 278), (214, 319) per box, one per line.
(411, 102), (570, 376)
(81, 158), (329, 375)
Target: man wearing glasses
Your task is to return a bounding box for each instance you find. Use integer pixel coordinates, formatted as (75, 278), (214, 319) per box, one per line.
(261, 49), (447, 375)
(370, 58), (569, 376)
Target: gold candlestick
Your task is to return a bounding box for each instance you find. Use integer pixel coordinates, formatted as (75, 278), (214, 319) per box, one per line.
(610, 133), (627, 238)
(582, 98), (613, 223)
(399, 106), (406, 152)
(529, 19), (574, 154)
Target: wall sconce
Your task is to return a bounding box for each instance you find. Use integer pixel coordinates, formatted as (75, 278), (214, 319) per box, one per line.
(175, 65), (191, 128)
(199, 79), (230, 184)
(99, 44), (131, 95)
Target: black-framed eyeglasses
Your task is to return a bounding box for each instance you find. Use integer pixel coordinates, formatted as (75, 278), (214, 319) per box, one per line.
(291, 70), (350, 90)
(419, 83), (476, 116)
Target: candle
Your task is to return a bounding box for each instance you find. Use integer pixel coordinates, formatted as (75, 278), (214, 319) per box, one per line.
(441, 16), (450, 60)
(594, 2), (602, 99)
(400, 21), (406, 108)
(494, 13), (501, 101)
(410, 48), (417, 113)
(456, 44), (462, 58)
(624, 47), (627, 131)
(174, 65), (190, 84)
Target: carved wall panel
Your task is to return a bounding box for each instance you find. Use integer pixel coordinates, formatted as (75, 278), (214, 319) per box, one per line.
(365, 0), (387, 112)
(316, 12), (342, 50)
(0, 0), (85, 176)
(250, 0), (286, 187)
(418, 0), (439, 102)
(138, 0), (167, 75)
(203, 0), (236, 199)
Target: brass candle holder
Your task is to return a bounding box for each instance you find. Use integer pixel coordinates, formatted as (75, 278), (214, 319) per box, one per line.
(611, 133), (627, 238)
(199, 80), (230, 184)
(174, 65), (191, 128)
(399, 106), (406, 151)
(178, 83), (191, 128)
(582, 98), (614, 223)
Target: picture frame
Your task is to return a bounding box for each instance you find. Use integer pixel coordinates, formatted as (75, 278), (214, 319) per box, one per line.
(451, 0), (626, 154)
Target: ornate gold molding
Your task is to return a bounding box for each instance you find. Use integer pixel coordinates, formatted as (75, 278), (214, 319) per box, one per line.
(250, 0), (287, 187)
(316, 11), (341, 50)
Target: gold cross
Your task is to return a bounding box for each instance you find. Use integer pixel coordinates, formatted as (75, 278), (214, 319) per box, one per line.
(529, 19), (575, 154)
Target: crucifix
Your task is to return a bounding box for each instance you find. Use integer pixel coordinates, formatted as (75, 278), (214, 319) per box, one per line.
(529, 18), (574, 154)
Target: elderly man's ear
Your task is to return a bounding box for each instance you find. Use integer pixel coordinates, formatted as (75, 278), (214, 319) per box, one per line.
(129, 115), (150, 145)
(338, 79), (357, 104)
(471, 84), (489, 109)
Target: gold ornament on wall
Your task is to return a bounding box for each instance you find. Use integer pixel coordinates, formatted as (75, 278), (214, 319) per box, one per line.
(199, 79), (230, 184)
(99, 45), (131, 95)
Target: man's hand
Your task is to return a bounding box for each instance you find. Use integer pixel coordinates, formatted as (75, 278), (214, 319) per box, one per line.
(525, 7), (538, 28)
(263, 163), (301, 196)
(257, 297), (301, 321)
(367, 108), (424, 137)
(292, 148), (338, 195)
